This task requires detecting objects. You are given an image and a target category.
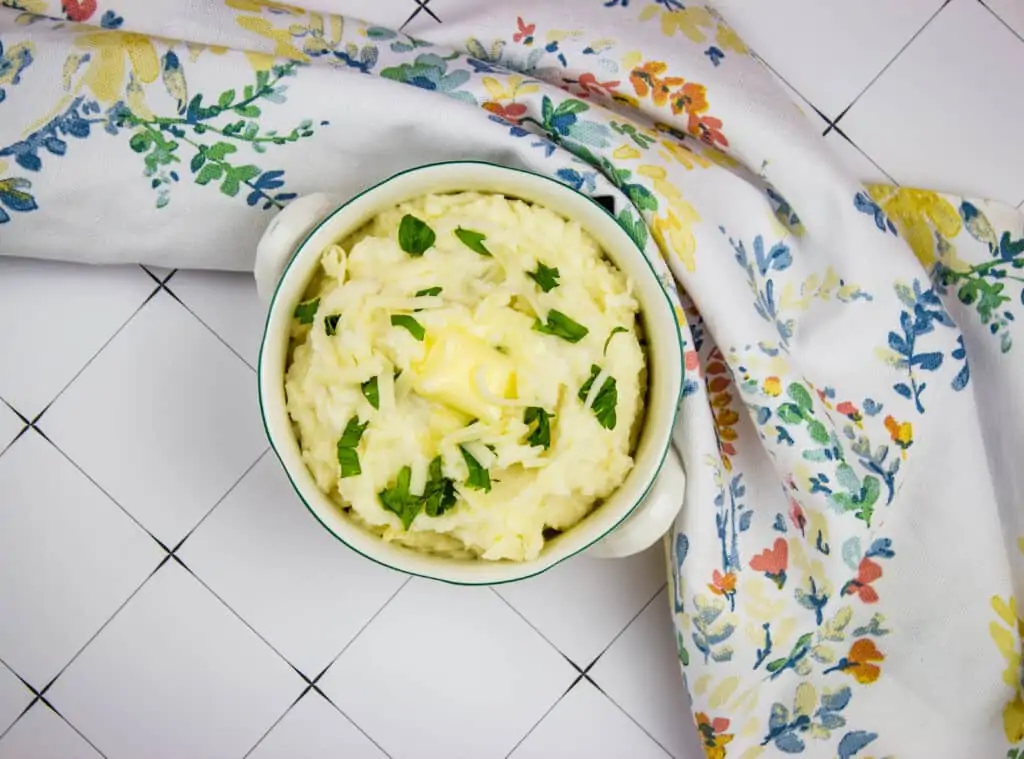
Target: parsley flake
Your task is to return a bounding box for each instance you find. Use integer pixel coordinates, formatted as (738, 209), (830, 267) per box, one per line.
(526, 262), (560, 292)
(378, 466), (422, 529)
(459, 445), (492, 492)
(454, 227), (492, 256)
(603, 326), (628, 355)
(361, 377), (379, 410)
(423, 456), (457, 517)
(398, 214), (436, 256)
(391, 314), (425, 341)
(523, 407), (553, 450)
(324, 313), (341, 336)
(578, 365), (618, 430)
(533, 310), (589, 343)
(415, 286), (442, 297)
(294, 298), (319, 324)
(336, 416), (368, 478)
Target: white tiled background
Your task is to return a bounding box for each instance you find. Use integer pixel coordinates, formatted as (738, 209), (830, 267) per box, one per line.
(1, 1), (1022, 757)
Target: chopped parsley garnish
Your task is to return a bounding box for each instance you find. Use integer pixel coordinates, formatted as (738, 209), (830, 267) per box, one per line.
(294, 298), (320, 324)
(459, 445), (492, 492)
(603, 326), (628, 355)
(454, 227), (492, 256)
(415, 286), (442, 297)
(361, 377), (379, 410)
(526, 262), (560, 292)
(523, 407), (553, 450)
(578, 365), (618, 430)
(378, 466), (421, 529)
(398, 214), (436, 257)
(324, 313), (341, 336)
(533, 310), (589, 343)
(391, 314), (425, 341)
(423, 456), (457, 517)
(336, 416), (368, 478)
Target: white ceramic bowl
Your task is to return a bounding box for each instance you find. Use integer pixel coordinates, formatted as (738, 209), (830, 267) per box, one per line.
(255, 161), (685, 585)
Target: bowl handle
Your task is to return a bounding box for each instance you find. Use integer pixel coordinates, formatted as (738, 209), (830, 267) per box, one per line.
(588, 447), (686, 559)
(254, 193), (340, 304)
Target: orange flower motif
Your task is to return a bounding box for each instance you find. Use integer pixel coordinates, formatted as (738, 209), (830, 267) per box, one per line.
(836, 400), (863, 426)
(749, 537), (788, 588)
(692, 114), (728, 148)
(841, 557), (882, 603)
(695, 712), (734, 759)
(575, 72), (620, 98)
(629, 61), (683, 107)
(513, 16), (535, 44)
(705, 349), (738, 468)
(482, 101), (527, 123)
(884, 415), (913, 456)
(708, 569), (737, 596)
(763, 376), (782, 397)
(843, 638), (885, 684)
(671, 82), (709, 120)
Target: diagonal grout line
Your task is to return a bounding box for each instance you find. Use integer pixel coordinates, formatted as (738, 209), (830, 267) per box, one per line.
(829, 123), (900, 185)
(311, 577), (413, 684)
(832, 0), (953, 127)
(583, 581), (667, 673)
(417, 0), (441, 24)
(26, 284), (160, 429)
(598, 685), (677, 758)
(160, 282), (257, 372)
(751, 53), (833, 126)
(503, 676), (582, 759)
(398, 3), (424, 31)
(241, 686), (314, 759)
(979, 0), (1024, 43)
(310, 690), (396, 759)
(38, 699), (110, 758)
(488, 588), (588, 668)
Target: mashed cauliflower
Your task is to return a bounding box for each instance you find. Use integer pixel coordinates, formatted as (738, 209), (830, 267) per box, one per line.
(285, 192), (647, 561)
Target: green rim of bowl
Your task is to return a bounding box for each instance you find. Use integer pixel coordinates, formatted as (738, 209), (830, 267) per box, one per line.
(256, 160), (684, 586)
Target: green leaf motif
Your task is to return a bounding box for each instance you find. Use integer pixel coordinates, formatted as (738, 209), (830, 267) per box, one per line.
(806, 420), (830, 445)
(195, 163), (223, 186)
(459, 445), (492, 492)
(777, 403), (804, 425)
(788, 383), (813, 412)
(533, 310), (589, 343)
(391, 314), (425, 341)
(398, 214), (436, 256)
(526, 261), (560, 292)
(454, 227), (492, 256)
(294, 298), (320, 324)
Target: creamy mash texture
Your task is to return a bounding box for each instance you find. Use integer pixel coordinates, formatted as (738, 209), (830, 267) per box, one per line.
(285, 192), (647, 561)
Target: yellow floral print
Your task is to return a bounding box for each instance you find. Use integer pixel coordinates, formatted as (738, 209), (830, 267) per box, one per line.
(990, 595), (1024, 743)
(234, 15), (310, 70)
(481, 74), (538, 103)
(866, 185), (961, 270)
(638, 164), (701, 272)
(73, 31), (160, 105)
(225, 0), (304, 14)
(640, 5), (715, 43)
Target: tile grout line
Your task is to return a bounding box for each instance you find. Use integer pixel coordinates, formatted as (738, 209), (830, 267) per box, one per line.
(160, 282), (257, 372)
(832, 0), (953, 127)
(828, 124), (900, 186)
(978, 0), (1024, 43)
(241, 581), (413, 759)
(584, 585), (679, 757)
(502, 677), (584, 759)
(586, 581), (667, 671)
(25, 282), (161, 429)
(38, 698), (110, 758)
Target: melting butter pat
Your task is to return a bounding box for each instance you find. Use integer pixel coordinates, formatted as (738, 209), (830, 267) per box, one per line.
(413, 329), (517, 422)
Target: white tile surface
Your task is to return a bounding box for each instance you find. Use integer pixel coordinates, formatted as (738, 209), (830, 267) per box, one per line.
(591, 589), (702, 759)
(170, 271), (266, 368)
(0, 404), (22, 455)
(710, 0), (946, 118)
(248, 690), (386, 759)
(179, 454), (406, 676)
(840, 0), (1024, 202)
(0, 432), (162, 688)
(0, 702), (101, 759)
(319, 578), (577, 759)
(0, 258), (154, 419)
(824, 129), (895, 185)
(984, 0), (1024, 38)
(511, 679), (670, 759)
(40, 291), (268, 546)
(47, 562), (303, 759)
(0, 665), (32, 737)
(496, 544), (666, 667)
